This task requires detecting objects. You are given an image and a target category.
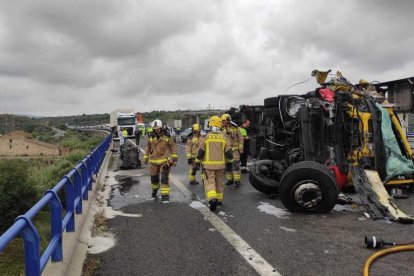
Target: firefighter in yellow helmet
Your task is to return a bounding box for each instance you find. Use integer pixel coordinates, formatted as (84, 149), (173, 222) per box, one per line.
(221, 114), (244, 187)
(186, 123), (202, 185)
(143, 119), (178, 203)
(196, 116), (233, 211)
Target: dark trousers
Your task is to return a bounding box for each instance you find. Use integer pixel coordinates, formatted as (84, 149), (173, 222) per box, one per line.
(240, 139), (249, 167)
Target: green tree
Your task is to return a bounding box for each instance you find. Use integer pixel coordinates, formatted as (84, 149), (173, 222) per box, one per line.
(0, 160), (37, 232)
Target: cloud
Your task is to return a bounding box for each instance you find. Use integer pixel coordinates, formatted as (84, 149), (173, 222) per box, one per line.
(0, 0), (413, 116)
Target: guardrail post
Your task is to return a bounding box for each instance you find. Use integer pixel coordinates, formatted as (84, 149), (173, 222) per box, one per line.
(80, 160), (89, 200)
(92, 149), (98, 175)
(45, 189), (63, 262)
(15, 216), (41, 276)
(73, 167), (83, 214)
(89, 151), (95, 175)
(61, 176), (75, 232)
(86, 156), (93, 191)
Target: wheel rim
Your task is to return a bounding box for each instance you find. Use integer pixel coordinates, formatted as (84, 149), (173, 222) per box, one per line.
(255, 162), (282, 182)
(293, 181), (323, 209)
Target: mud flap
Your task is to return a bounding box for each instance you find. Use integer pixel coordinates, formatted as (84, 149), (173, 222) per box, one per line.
(351, 166), (413, 224)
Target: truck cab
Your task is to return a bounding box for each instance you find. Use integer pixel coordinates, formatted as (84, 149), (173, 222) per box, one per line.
(110, 109), (137, 141)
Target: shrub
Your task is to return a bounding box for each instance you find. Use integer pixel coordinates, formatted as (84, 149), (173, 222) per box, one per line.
(0, 160), (37, 232)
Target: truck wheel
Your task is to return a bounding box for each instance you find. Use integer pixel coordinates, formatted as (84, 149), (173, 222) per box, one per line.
(279, 161), (338, 213)
(264, 97), (279, 108)
(249, 160), (283, 194)
(264, 107), (279, 118)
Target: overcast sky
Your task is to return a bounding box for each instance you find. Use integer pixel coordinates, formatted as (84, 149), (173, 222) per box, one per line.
(1, 0), (413, 116)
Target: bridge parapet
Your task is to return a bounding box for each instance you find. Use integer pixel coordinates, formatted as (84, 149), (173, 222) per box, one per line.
(0, 134), (112, 276)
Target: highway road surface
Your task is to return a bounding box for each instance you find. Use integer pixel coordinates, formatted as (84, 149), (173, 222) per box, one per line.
(83, 138), (414, 276)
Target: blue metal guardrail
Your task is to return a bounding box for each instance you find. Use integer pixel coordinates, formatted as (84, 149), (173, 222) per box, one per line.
(0, 134), (112, 276)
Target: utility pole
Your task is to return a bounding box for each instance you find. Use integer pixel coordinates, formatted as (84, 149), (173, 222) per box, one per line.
(5, 115), (7, 133)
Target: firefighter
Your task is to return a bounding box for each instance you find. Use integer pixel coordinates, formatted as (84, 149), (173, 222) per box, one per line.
(221, 114), (244, 187)
(195, 116), (233, 211)
(239, 119), (250, 173)
(146, 126), (153, 137)
(186, 123), (202, 185)
(143, 119), (178, 203)
(122, 127), (128, 139)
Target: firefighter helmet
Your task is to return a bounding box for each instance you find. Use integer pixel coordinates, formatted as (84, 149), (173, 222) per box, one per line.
(192, 124), (201, 131)
(221, 114), (231, 122)
(209, 116), (222, 128)
(151, 119), (163, 129)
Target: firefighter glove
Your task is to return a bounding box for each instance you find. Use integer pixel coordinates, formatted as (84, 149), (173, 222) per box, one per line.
(187, 158), (193, 165)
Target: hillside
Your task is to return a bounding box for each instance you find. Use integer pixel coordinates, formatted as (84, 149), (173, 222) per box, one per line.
(0, 114), (50, 135)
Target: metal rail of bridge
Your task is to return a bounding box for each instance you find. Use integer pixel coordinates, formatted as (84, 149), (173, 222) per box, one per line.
(0, 134), (112, 276)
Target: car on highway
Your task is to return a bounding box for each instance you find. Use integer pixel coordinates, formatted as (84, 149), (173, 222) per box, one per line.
(162, 125), (178, 142)
(179, 127), (192, 142)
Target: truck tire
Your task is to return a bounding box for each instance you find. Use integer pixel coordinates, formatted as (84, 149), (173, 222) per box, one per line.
(249, 160), (283, 194)
(264, 107), (279, 118)
(279, 161), (338, 213)
(264, 97), (279, 108)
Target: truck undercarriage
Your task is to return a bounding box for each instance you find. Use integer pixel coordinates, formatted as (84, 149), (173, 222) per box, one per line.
(248, 71), (414, 218)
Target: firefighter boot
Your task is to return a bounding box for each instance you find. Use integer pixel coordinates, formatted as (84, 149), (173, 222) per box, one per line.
(209, 198), (218, 212)
(152, 189), (158, 198)
(190, 181), (199, 185)
(225, 180), (234, 186)
(162, 195), (170, 203)
(235, 181), (241, 188)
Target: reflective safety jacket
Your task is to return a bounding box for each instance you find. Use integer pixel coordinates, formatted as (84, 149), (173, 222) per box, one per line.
(144, 133), (177, 165)
(196, 132), (233, 170)
(122, 130), (128, 137)
(240, 127), (248, 138)
(223, 125), (244, 153)
(186, 133), (201, 159)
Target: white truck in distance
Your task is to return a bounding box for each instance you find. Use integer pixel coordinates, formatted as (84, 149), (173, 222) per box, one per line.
(173, 120), (182, 129)
(110, 109), (137, 140)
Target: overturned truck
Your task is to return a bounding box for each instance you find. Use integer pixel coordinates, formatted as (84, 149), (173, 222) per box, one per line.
(249, 71), (414, 218)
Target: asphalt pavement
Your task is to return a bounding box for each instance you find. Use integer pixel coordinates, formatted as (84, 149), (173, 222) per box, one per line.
(85, 138), (414, 276)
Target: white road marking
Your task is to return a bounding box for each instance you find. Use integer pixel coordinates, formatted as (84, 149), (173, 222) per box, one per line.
(139, 147), (281, 275)
(170, 175), (281, 276)
(279, 226), (296, 233)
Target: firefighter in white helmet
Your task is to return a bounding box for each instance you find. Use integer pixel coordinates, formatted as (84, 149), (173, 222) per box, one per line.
(186, 123), (203, 185)
(143, 119), (178, 203)
(221, 114), (244, 187)
(195, 116), (233, 211)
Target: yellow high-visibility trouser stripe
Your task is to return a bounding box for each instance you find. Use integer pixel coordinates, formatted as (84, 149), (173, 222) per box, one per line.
(226, 172), (233, 180)
(161, 187), (170, 195)
(149, 159), (168, 165)
(152, 183), (159, 190)
(234, 172), (241, 181)
(206, 190), (217, 200)
(189, 167), (196, 181)
(217, 193), (223, 201)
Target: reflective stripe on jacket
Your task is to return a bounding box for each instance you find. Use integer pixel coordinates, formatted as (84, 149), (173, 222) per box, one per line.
(223, 125), (244, 152)
(186, 134), (201, 159)
(196, 132), (233, 170)
(144, 134), (177, 165)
